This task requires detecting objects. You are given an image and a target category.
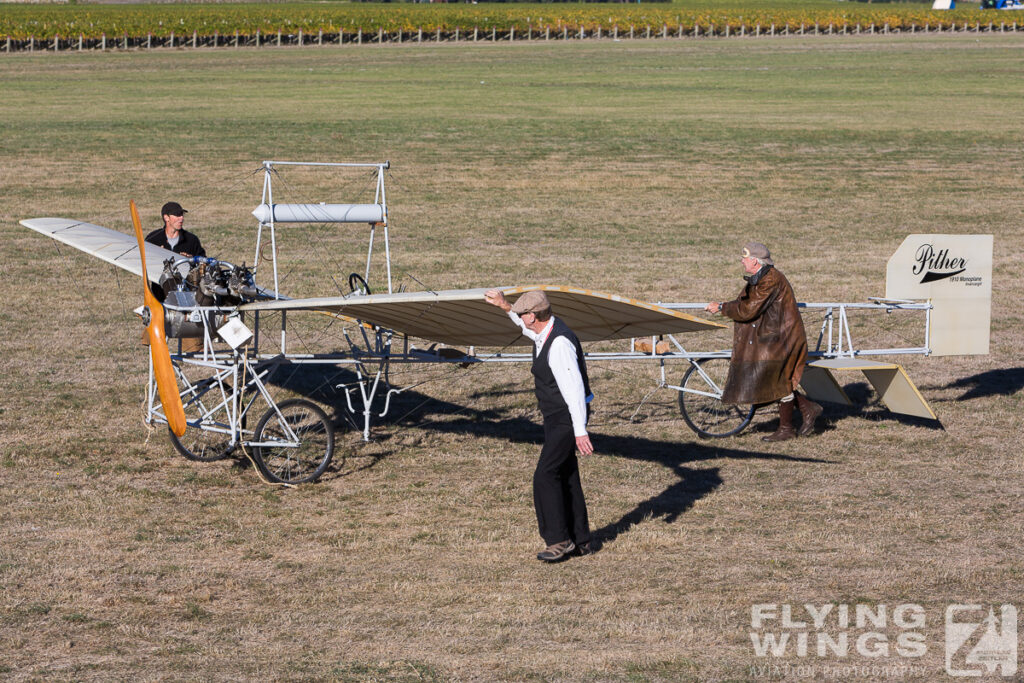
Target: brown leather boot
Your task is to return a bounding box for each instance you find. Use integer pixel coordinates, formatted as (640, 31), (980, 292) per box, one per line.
(762, 399), (796, 442)
(795, 392), (823, 437)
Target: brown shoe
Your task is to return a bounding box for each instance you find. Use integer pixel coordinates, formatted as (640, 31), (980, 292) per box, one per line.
(537, 540), (576, 563)
(762, 399), (796, 442)
(795, 393), (823, 437)
(573, 541), (596, 557)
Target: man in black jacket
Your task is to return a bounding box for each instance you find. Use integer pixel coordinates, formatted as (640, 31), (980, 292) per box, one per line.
(145, 201), (205, 258)
(485, 288), (594, 563)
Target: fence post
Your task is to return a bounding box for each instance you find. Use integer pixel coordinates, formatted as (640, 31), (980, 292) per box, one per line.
(511, 26), (515, 41)
(78, 34), (83, 50)
(255, 30), (260, 47)
(298, 30), (303, 46)
(99, 34), (104, 51)
(492, 26), (496, 41)
(123, 33), (127, 50)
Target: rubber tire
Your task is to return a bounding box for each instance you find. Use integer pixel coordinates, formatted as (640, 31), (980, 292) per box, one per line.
(168, 378), (249, 462)
(169, 424), (236, 462)
(252, 398), (335, 484)
(678, 358), (755, 438)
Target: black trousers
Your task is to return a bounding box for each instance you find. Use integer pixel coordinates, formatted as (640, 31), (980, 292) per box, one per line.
(534, 411), (591, 547)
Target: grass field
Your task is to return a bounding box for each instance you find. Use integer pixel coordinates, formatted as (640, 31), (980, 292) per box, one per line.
(2, 36), (1023, 681)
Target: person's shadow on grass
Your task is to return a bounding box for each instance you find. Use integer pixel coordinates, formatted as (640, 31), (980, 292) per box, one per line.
(391, 406), (834, 550)
(259, 361), (835, 547)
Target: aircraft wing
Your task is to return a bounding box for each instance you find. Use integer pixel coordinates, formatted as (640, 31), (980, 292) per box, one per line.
(21, 217), (182, 284)
(240, 285), (723, 347)
(21, 217), (282, 299)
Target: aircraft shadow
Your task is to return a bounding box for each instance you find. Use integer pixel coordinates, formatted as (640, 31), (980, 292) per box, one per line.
(257, 361), (836, 547)
(938, 367), (1024, 402)
(807, 382), (944, 432)
(392, 409), (833, 549)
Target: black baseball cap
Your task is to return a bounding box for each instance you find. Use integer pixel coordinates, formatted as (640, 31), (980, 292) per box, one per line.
(161, 201), (188, 217)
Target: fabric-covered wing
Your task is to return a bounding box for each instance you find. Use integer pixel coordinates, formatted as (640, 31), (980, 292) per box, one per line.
(240, 285), (723, 347)
(21, 216), (280, 300)
(21, 217), (178, 285)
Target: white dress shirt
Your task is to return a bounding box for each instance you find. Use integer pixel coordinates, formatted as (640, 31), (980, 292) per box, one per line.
(508, 312), (589, 437)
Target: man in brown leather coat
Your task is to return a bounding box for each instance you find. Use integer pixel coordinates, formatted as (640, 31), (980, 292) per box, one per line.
(705, 242), (822, 441)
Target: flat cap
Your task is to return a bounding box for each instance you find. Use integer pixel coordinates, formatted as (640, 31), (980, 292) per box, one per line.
(511, 290), (550, 315)
(741, 241), (773, 266)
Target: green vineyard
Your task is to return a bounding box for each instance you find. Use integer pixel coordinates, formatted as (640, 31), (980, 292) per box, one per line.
(0, 1), (1009, 44)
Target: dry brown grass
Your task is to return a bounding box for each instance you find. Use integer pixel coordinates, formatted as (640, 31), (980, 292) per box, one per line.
(2, 35), (1023, 681)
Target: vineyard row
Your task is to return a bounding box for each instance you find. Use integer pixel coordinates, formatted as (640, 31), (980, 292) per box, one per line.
(3, 20), (1021, 53)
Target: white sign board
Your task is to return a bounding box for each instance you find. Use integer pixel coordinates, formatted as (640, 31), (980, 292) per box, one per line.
(886, 234), (992, 356)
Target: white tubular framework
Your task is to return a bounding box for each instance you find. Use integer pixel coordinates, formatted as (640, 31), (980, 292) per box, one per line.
(253, 160), (393, 298)
(138, 160), (945, 472)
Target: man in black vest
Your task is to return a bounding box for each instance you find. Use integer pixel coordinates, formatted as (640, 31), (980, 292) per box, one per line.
(485, 288), (594, 563)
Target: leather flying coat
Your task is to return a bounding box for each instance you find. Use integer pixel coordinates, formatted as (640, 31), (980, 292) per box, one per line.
(719, 265), (807, 405)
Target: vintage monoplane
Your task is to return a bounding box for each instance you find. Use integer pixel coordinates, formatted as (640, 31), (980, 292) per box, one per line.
(21, 160), (993, 485)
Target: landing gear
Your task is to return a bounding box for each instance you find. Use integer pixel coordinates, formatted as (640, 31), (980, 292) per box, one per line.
(677, 358), (754, 438)
(251, 399), (335, 484)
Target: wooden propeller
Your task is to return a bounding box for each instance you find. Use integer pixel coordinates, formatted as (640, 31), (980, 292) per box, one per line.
(130, 200), (186, 437)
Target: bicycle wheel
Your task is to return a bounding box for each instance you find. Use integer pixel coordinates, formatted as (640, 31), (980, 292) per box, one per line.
(252, 398), (334, 484)
(169, 377), (241, 462)
(678, 358), (755, 438)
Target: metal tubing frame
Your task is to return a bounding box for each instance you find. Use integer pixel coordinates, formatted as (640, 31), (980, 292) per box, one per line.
(145, 161), (935, 444)
(147, 297), (932, 443)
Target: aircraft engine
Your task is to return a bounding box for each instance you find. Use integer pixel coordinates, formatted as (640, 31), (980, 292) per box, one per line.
(157, 257), (252, 338)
